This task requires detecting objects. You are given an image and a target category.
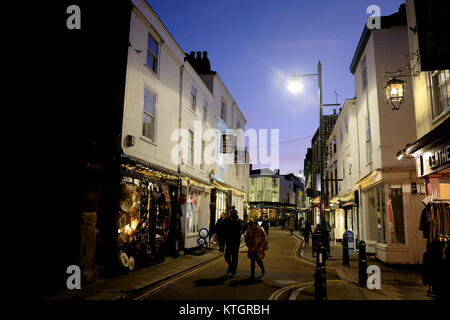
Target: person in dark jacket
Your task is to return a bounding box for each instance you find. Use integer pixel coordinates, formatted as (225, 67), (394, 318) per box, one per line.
(224, 210), (242, 276)
(303, 219), (313, 246)
(261, 216), (269, 237)
(215, 213), (227, 252)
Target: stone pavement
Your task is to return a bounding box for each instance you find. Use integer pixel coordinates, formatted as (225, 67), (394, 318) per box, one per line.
(38, 245), (230, 301)
(292, 232), (434, 300)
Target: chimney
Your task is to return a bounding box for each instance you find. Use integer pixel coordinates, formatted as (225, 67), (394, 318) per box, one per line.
(202, 51), (208, 58)
(196, 51), (201, 59)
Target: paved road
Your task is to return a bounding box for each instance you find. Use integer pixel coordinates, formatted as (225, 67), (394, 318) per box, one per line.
(133, 228), (341, 300)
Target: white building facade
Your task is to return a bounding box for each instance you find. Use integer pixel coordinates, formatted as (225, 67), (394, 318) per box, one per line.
(340, 4), (427, 264)
(121, 0), (249, 250)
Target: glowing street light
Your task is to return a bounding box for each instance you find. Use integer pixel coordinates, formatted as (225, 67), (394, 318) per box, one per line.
(384, 76), (406, 110)
(287, 76), (304, 94)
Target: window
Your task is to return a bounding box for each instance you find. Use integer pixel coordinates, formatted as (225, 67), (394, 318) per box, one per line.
(388, 186), (405, 244)
(202, 99), (208, 122)
(430, 70), (450, 119)
(188, 129), (194, 165)
(361, 56), (368, 91)
(344, 115), (349, 133)
(333, 136), (337, 154)
(221, 98), (227, 121)
(366, 115), (372, 163)
(143, 88), (156, 141)
(146, 34), (159, 73)
(190, 86), (197, 112)
(200, 141), (205, 170)
(342, 160), (345, 179)
(348, 163), (352, 176)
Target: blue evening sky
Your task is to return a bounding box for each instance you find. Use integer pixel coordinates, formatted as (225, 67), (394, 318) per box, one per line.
(147, 0), (405, 174)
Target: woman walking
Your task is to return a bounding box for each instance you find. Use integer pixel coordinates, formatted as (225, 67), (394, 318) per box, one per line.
(245, 220), (268, 279)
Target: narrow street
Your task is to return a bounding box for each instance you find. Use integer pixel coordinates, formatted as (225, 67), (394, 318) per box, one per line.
(132, 228), (341, 300)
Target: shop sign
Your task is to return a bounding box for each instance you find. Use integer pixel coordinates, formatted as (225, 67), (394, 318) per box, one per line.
(416, 143), (450, 177)
(234, 147), (246, 164)
(414, 0), (450, 71)
(221, 134), (234, 154)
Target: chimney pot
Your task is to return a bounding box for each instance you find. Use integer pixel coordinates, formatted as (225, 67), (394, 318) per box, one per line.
(203, 51), (208, 58)
(196, 51), (201, 59)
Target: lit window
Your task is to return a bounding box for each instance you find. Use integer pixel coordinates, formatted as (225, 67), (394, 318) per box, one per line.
(430, 70), (450, 119)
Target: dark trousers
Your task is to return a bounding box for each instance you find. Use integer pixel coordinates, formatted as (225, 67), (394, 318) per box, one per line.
(218, 236), (225, 252)
(304, 233), (310, 245)
(225, 243), (239, 274)
(250, 257), (264, 277)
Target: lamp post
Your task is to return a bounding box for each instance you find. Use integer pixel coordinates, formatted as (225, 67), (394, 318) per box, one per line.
(287, 61), (339, 242)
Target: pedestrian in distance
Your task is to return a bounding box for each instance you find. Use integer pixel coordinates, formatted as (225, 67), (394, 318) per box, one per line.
(224, 209), (242, 276)
(323, 219), (332, 257)
(215, 213), (227, 252)
(245, 220), (267, 279)
(261, 216), (270, 237)
(303, 219), (313, 246)
(289, 216), (295, 235)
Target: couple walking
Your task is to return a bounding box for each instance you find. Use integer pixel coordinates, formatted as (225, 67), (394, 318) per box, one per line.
(218, 210), (267, 279)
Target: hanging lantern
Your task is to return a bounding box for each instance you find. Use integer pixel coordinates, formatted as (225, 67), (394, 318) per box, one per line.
(383, 77), (406, 110)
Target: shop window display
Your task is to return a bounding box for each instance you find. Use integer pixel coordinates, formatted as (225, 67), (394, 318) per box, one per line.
(187, 190), (199, 233)
(116, 177), (173, 273)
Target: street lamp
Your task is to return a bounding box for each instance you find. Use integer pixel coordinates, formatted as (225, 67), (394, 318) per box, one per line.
(287, 61), (325, 233)
(384, 76), (406, 110)
(286, 75), (304, 94)
(287, 62), (340, 240)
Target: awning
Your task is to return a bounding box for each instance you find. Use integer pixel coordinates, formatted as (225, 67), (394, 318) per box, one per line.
(212, 179), (247, 197)
(405, 117), (450, 156)
(354, 169), (382, 190)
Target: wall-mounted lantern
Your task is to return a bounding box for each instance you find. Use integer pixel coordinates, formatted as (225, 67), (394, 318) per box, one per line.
(384, 76), (406, 110)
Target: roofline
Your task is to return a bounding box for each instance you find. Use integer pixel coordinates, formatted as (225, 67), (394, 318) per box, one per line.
(349, 4), (407, 74)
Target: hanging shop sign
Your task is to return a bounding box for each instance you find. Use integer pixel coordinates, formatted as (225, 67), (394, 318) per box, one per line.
(415, 143), (450, 177)
(414, 0), (450, 71)
(234, 147), (246, 164)
(221, 134), (234, 154)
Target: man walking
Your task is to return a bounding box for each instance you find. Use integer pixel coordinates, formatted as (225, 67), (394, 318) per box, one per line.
(303, 219), (313, 246)
(215, 213), (226, 252)
(261, 216), (269, 237)
(224, 209), (242, 276)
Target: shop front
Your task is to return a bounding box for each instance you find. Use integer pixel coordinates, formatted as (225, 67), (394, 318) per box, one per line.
(405, 118), (450, 296)
(181, 182), (209, 250)
(358, 169), (426, 263)
(115, 160), (181, 275)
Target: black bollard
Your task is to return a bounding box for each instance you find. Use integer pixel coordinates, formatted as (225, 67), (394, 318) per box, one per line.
(358, 241), (367, 287)
(314, 242), (327, 301)
(342, 233), (350, 267)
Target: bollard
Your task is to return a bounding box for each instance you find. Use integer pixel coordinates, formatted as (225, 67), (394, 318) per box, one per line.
(314, 242), (327, 301)
(342, 233), (350, 267)
(358, 241), (367, 287)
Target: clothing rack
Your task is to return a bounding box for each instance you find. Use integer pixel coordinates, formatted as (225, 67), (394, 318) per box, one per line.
(429, 198), (450, 204)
